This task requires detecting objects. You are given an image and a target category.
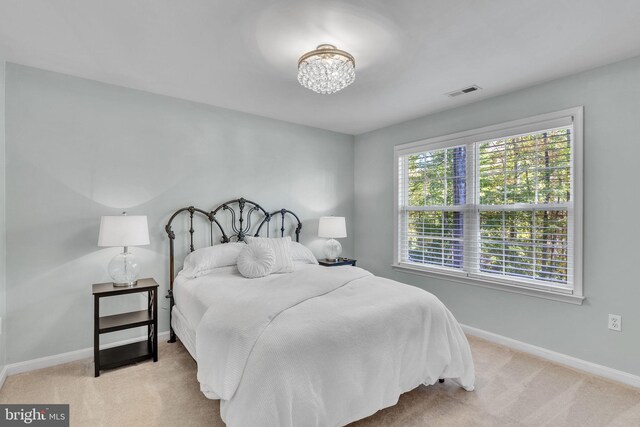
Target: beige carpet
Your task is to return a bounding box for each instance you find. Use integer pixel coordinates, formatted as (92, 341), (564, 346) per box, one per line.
(1, 336), (639, 426)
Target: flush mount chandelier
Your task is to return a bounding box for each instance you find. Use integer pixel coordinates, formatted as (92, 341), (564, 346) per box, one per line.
(298, 44), (356, 94)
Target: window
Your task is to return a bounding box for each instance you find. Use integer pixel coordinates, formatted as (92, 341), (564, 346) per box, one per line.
(394, 108), (583, 303)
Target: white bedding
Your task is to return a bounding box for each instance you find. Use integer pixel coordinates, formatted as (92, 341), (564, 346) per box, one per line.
(174, 264), (475, 427)
(174, 265), (239, 333)
(171, 305), (197, 360)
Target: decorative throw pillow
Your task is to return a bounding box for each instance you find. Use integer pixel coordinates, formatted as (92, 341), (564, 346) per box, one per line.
(290, 241), (318, 265)
(182, 242), (245, 278)
(237, 244), (275, 279)
(245, 236), (294, 273)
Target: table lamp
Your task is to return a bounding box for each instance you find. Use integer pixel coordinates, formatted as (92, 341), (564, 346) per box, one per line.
(318, 216), (347, 261)
(98, 213), (150, 286)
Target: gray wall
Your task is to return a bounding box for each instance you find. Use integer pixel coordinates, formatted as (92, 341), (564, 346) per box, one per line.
(354, 56), (640, 376)
(5, 55), (640, 377)
(0, 61), (6, 371)
(4, 63), (354, 364)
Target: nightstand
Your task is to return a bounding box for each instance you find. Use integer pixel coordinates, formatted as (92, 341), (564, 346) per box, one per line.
(318, 258), (357, 267)
(92, 278), (158, 377)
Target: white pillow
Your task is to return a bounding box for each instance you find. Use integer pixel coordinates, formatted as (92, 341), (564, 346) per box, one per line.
(245, 236), (294, 274)
(290, 241), (318, 265)
(237, 244), (275, 279)
(182, 242), (245, 278)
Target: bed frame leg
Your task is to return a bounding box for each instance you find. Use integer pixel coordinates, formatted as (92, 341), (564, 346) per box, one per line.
(439, 379), (445, 383)
(166, 290), (177, 343)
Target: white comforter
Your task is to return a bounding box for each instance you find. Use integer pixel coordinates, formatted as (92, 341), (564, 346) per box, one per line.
(190, 265), (474, 426)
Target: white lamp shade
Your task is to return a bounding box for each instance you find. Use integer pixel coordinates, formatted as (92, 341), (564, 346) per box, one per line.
(98, 215), (150, 247)
(318, 216), (347, 238)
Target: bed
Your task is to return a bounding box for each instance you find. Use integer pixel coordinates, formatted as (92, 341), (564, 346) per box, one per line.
(165, 198), (475, 426)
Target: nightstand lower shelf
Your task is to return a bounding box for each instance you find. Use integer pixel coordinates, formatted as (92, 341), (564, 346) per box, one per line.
(99, 341), (154, 371)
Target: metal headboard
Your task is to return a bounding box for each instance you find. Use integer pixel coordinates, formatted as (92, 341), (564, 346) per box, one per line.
(164, 197), (302, 342)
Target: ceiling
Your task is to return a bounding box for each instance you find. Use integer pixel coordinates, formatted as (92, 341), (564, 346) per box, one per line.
(1, 0), (640, 135)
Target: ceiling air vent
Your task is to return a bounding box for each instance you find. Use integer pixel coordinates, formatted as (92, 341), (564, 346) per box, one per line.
(446, 85), (482, 98)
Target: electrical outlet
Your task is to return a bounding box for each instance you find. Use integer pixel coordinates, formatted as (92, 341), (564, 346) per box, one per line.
(608, 314), (621, 332)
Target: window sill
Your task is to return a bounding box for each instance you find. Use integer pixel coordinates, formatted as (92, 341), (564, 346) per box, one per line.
(391, 264), (585, 305)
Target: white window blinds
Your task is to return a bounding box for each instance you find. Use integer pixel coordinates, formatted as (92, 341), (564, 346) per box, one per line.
(398, 145), (467, 270)
(395, 109), (582, 295)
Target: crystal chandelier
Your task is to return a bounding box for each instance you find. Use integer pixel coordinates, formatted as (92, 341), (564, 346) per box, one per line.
(298, 44), (355, 94)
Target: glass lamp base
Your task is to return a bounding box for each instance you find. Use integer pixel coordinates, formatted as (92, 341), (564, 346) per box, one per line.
(108, 250), (141, 287)
(113, 280), (138, 287)
(323, 238), (342, 261)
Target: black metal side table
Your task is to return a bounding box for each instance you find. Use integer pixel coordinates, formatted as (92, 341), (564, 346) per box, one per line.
(318, 258), (357, 267)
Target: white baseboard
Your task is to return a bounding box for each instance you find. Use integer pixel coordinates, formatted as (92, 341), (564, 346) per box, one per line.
(0, 365), (7, 390)
(461, 324), (640, 389)
(3, 326), (638, 391)
(1, 331), (170, 385)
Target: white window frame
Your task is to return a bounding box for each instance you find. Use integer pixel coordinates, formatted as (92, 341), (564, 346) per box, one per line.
(393, 107), (584, 305)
